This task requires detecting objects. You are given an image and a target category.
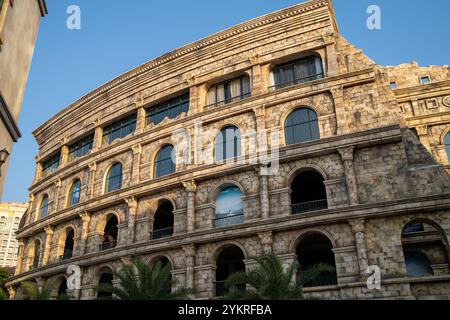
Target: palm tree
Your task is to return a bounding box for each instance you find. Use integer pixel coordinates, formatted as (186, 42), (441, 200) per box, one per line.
(97, 256), (192, 300)
(224, 253), (334, 300)
(18, 281), (53, 300)
(0, 289), (8, 300)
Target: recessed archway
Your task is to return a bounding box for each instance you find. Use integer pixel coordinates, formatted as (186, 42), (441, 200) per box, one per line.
(214, 244), (246, 297)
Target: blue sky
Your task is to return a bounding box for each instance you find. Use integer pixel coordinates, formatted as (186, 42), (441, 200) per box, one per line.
(3, 0), (450, 202)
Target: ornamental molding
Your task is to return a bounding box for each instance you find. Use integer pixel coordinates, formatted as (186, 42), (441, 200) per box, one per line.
(443, 96), (450, 107)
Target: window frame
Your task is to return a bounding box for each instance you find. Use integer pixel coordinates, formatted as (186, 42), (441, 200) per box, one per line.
(445, 131), (450, 163)
(420, 75), (431, 84)
(41, 153), (61, 177)
(146, 94), (190, 126)
(284, 108), (320, 146)
(154, 145), (176, 178)
(206, 75), (252, 108)
(214, 126), (242, 162)
(67, 179), (82, 207)
(68, 134), (94, 162)
(102, 114), (137, 145)
(105, 163), (123, 193)
(39, 195), (50, 219)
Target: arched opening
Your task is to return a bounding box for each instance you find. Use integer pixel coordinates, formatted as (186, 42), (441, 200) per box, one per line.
(105, 163), (123, 193)
(57, 280), (68, 300)
(271, 55), (324, 91)
(152, 201), (174, 240)
(154, 145), (176, 178)
(39, 195), (49, 219)
(290, 170), (328, 214)
(285, 108), (320, 145)
(61, 228), (75, 260)
(31, 240), (42, 270)
(68, 179), (82, 207)
(97, 269), (114, 300)
(152, 256), (173, 293)
(101, 216), (118, 251)
(296, 233), (337, 287)
(445, 132), (450, 163)
(215, 245), (246, 297)
(402, 221), (449, 277)
(214, 185), (244, 228)
(215, 126), (242, 162)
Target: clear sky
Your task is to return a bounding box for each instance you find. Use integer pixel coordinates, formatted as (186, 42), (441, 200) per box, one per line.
(3, 0), (450, 202)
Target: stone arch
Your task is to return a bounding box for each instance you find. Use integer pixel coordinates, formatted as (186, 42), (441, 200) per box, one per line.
(212, 124), (244, 162)
(285, 164), (328, 188)
(145, 253), (174, 269)
(95, 211), (123, 233)
(209, 179), (246, 204)
(151, 143), (177, 179)
(402, 217), (449, 246)
(56, 225), (78, 259)
(65, 176), (83, 207)
(439, 126), (450, 145)
(102, 160), (124, 193)
(90, 264), (116, 286)
(210, 241), (248, 266)
(289, 228), (337, 254)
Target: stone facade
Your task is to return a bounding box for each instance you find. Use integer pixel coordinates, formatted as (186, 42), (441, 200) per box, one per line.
(5, 0), (450, 300)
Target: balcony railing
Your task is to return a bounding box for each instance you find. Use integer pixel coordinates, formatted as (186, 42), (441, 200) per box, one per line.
(292, 200), (328, 214)
(99, 240), (116, 251)
(59, 250), (73, 261)
(205, 92), (252, 109)
(298, 270), (337, 288)
(151, 227), (174, 240)
(214, 213), (244, 228)
(214, 281), (246, 297)
(269, 73), (324, 91)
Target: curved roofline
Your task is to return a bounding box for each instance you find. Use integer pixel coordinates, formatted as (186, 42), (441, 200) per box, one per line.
(33, 0), (335, 137)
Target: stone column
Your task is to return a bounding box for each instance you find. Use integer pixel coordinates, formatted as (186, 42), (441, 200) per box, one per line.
(349, 219), (369, 279)
(7, 286), (16, 300)
(416, 125), (431, 151)
(187, 77), (197, 115)
(183, 180), (197, 234)
(88, 162), (97, 198)
(78, 211), (91, 256)
(60, 145), (70, 167)
(93, 126), (103, 151)
(43, 226), (54, 266)
(322, 33), (338, 77)
(183, 244), (196, 291)
(131, 144), (142, 183)
(35, 277), (46, 294)
(250, 55), (263, 96)
(125, 196), (138, 245)
(258, 231), (273, 254)
(15, 240), (25, 275)
(330, 86), (347, 135)
(338, 147), (359, 206)
(256, 165), (270, 220)
(53, 179), (62, 212)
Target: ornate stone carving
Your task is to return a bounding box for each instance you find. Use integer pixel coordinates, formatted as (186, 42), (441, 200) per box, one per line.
(253, 105), (266, 118)
(338, 146), (355, 162)
(349, 219), (365, 234)
(132, 144), (142, 155)
(78, 211), (91, 222)
(183, 244), (196, 259)
(443, 96), (450, 107)
(44, 225), (54, 236)
(125, 196), (138, 210)
(249, 54), (260, 65)
(258, 231), (273, 253)
(183, 180), (197, 193)
(322, 32), (335, 45)
(89, 162), (97, 172)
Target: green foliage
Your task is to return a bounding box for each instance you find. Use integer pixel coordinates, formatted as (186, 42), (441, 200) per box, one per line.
(224, 253), (334, 300)
(97, 256), (193, 300)
(18, 281), (53, 300)
(0, 289), (8, 300)
(0, 268), (10, 300)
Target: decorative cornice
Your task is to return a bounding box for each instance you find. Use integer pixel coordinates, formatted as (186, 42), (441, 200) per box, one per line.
(33, 0), (330, 137)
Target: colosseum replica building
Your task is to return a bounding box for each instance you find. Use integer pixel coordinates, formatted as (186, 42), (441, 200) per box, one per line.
(5, 0), (450, 300)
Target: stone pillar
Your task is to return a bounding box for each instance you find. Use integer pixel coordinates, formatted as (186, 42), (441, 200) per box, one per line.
(258, 231), (273, 254)
(53, 179), (62, 212)
(250, 55), (263, 96)
(330, 86), (347, 135)
(125, 196), (138, 245)
(15, 240), (25, 275)
(60, 145), (70, 167)
(88, 162), (97, 198)
(78, 211), (91, 256)
(255, 165), (270, 220)
(322, 33), (338, 77)
(183, 180), (197, 234)
(43, 226), (54, 266)
(349, 219), (369, 279)
(416, 125), (431, 151)
(183, 244), (196, 291)
(35, 277), (46, 293)
(187, 77), (198, 115)
(131, 144), (142, 183)
(338, 147), (359, 206)
(7, 286), (16, 300)
(93, 126), (103, 151)
(135, 104), (146, 133)
(34, 156), (43, 183)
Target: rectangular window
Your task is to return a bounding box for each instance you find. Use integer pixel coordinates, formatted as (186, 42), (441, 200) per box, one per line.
(42, 153), (61, 177)
(68, 134), (94, 161)
(420, 76), (431, 84)
(390, 82), (398, 89)
(146, 94), (189, 126)
(206, 76), (252, 108)
(102, 114), (137, 145)
(271, 56), (324, 91)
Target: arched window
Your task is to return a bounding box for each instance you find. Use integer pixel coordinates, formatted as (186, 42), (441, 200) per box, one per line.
(215, 186), (244, 228)
(206, 75), (251, 108)
(101, 216), (118, 251)
(57, 280), (68, 300)
(296, 233), (337, 287)
(215, 245), (246, 297)
(285, 108), (320, 145)
(61, 228), (75, 260)
(39, 195), (49, 219)
(271, 55), (324, 90)
(105, 163), (123, 193)
(215, 126), (242, 162)
(97, 270), (114, 300)
(291, 170), (328, 214)
(152, 201), (174, 240)
(32, 240), (41, 269)
(154, 145), (176, 178)
(68, 180), (81, 207)
(445, 132), (450, 162)
(404, 252), (434, 277)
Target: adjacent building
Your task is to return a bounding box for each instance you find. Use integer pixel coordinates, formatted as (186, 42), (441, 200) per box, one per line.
(0, 202), (27, 269)
(5, 0), (450, 300)
(0, 0), (48, 199)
